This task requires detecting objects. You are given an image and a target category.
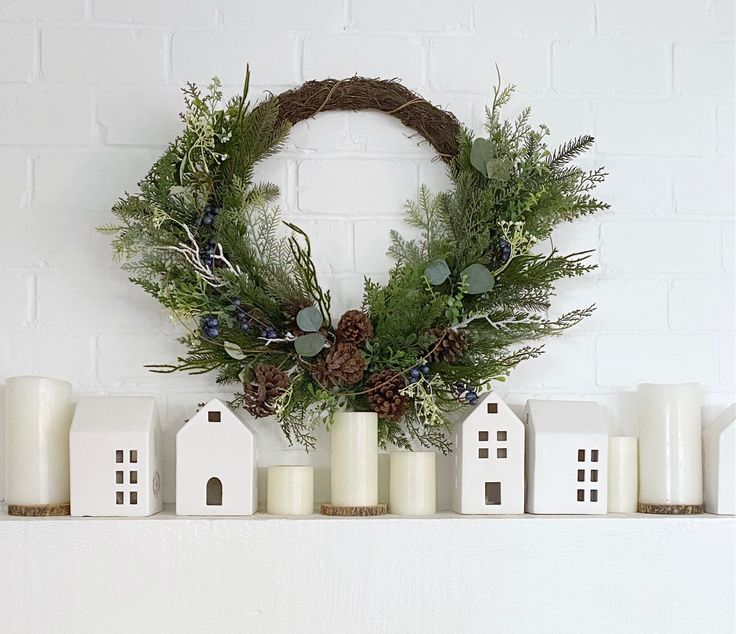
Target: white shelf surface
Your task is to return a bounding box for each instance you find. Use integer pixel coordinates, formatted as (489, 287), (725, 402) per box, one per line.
(1, 506), (734, 634)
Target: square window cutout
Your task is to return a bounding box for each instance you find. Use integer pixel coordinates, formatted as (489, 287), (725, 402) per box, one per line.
(208, 411), (221, 422)
(487, 402), (498, 414)
(590, 489), (598, 502)
(577, 469), (585, 482)
(115, 450), (124, 463)
(116, 471), (124, 484)
(130, 471), (138, 484)
(478, 448), (489, 459)
(497, 430), (507, 441)
(478, 431), (489, 441)
(577, 449), (585, 462)
(591, 449), (599, 462)
(577, 489), (585, 502)
(116, 492), (124, 505)
(130, 450), (138, 463)
(130, 491), (138, 505)
(591, 470), (598, 483)
(485, 482), (501, 505)
(497, 448), (507, 459)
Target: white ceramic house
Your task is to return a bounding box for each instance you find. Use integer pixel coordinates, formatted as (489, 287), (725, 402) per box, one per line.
(703, 404), (735, 515)
(176, 398), (257, 515)
(69, 396), (163, 517)
(525, 399), (608, 514)
(453, 392), (524, 514)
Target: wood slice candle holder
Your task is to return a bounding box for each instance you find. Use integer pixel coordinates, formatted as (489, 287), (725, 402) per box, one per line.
(637, 503), (704, 515)
(8, 503), (71, 516)
(320, 503), (388, 517)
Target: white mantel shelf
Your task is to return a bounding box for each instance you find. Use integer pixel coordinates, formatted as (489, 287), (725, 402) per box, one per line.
(1, 508), (734, 634)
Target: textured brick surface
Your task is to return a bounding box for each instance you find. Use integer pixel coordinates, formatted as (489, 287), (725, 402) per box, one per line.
(0, 0), (732, 506)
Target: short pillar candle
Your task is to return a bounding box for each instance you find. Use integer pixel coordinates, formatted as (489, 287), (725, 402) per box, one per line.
(607, 436), (638, 513)
(267, 466), (314, 515)
(5, 376), (74, 516)
(330, 412), (378, 507)
(637, 383), (703, 514)
(389, 451), (436, 515)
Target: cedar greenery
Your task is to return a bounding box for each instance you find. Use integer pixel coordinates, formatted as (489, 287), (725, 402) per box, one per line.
(101, 69), (608, 453)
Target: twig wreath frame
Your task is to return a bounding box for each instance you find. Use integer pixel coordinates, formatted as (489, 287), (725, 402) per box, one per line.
(102, 68), (609, 452)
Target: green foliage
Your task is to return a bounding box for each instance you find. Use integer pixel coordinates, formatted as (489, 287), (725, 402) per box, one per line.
(100, 68), (608, 454)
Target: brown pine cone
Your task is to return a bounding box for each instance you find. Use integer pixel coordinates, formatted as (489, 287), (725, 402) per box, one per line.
(427, 327), (469, 363)
(366, 370), (408, 421)
(311, 342), (367, 387)
(243, 364), (289, 417)
(336, 309), (374, 346)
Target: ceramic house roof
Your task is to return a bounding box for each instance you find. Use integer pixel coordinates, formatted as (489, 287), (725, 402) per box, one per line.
(181, 397), (256, 436)
(71, 396), (157, 433)
(526, 399), (605, 435)
(460, 392), (522, 426)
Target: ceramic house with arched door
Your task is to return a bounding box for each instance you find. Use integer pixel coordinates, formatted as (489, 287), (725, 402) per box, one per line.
(453, 392), (525, 514)
(176, 398), (257, 515)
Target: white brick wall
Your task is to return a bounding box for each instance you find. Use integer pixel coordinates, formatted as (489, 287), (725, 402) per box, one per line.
(0, 0), (733, 508)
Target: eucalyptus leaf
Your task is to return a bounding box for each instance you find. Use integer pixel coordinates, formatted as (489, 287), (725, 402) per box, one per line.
(425, 259), (451, 285)
(486, 157), (512, 182)
(223, 341), (246, 360)
(296, 306), (323, 332)
(461, 263), (495, 294)
(294, 332), (326, 357)
(470, 138), (493, 176)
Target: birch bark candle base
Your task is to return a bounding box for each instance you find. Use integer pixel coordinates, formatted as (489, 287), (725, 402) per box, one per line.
(320, 503), (388, 516)
(638, 503), (704, 515)
(8, 503), (71, 517)
(5, 376), (74, 512)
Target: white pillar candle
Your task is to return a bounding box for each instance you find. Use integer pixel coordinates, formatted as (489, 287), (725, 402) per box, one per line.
(638, 383), (702, 511)
(330, 412), (377, 507)
(267, 466), (314, 515)
(607, 436), (638, 513)
(389, 451), (436, 515)
(5, 376), (74, 512)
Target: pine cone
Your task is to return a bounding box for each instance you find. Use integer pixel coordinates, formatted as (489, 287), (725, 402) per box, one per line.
(427, 327), (469, 363)
(311, 342), (366, 386)
(367, 370), (408, 421)
(336, 310), (374, 346)
(243, 364), (289, 418)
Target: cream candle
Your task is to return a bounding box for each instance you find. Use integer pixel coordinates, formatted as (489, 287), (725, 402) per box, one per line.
(389, 451), (436, 515)
(607, 436), (638, 513)
(330, 412), (377, 507)
(638, 383), (703, 514)
(5, 376), (74, 516)
(267, 466), (314, 515)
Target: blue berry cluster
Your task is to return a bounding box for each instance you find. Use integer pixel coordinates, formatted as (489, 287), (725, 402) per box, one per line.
(454, 381), (479, 405)
(260, 326), (278, 340)
(201, 239), (217, 268)
(408, 364), (430, 383)
(201, 204), (220, 226)
(499, 238), (512, 263)
(232, 298), (250, 333)
(201, 315), (219, 339)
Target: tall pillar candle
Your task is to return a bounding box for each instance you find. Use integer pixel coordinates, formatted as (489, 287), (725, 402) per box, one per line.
(267, 466), (314, 515)
(389, 451), (436, 515)
(330, 412), (377, 507)
(5, 376), (74, 516)
(638, 383), (703, 514)
(608, 436), (638, 513)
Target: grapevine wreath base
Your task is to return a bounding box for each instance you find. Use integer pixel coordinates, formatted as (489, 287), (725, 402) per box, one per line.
(104, 69), (608, 452)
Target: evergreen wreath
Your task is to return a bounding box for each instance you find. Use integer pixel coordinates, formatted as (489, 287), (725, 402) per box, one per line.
(101, 67), (609, 453)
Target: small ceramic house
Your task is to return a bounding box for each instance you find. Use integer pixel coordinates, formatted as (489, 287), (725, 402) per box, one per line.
(703, 404), (735, 515)
(525, 399), (608, 514)
(453, 392), (524, 514)
(176, 398), (257, 515)
(70, 397), (163, 517)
